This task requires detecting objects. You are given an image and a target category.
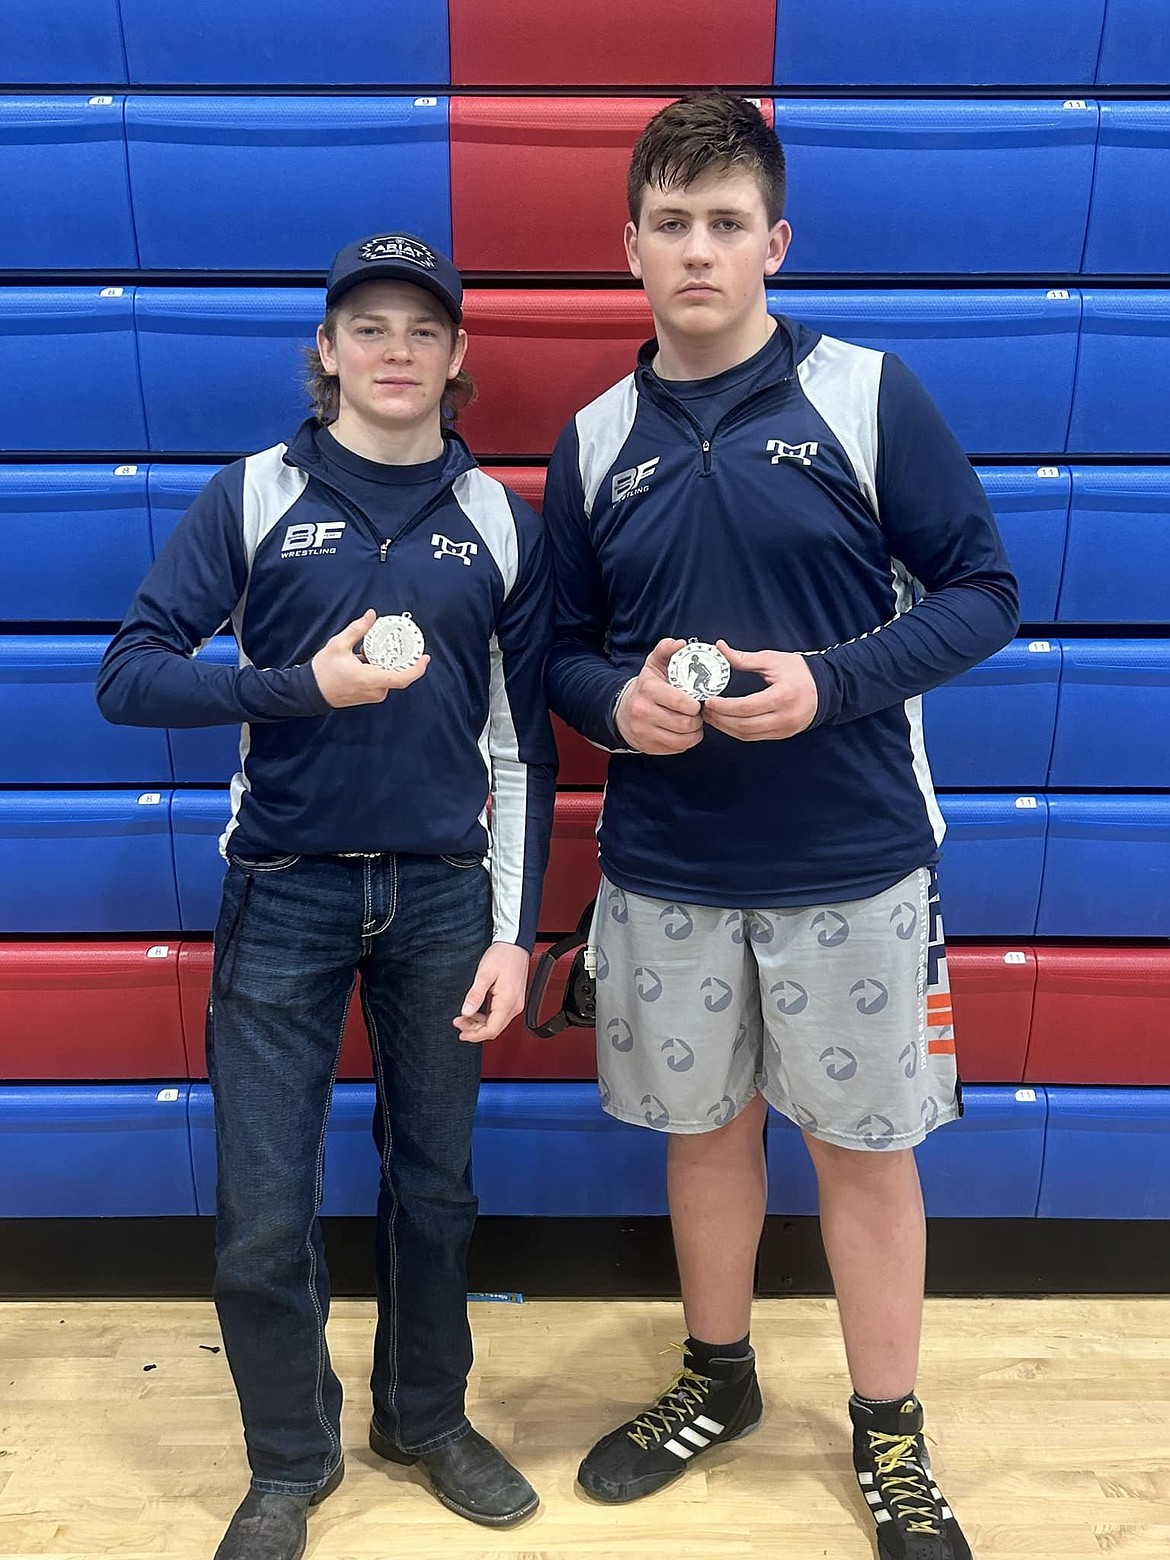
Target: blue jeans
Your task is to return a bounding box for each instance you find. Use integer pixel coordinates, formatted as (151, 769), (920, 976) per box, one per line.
(207, 850), (491, 1494)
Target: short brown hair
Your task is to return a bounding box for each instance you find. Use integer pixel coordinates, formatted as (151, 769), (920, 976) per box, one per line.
(627, 92), (786, 228)
(305, 306), (476, 426)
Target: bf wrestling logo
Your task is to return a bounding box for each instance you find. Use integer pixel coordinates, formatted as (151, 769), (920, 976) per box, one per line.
(359, 234), (437, 269)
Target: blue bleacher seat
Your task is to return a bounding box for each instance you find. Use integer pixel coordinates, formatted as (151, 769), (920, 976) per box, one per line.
(1061, 468), (1170, 623)
(771, 290), (1080, 454)
(136, 290), (319, 453)
(126, 96), (451, 270)
(190, 1083), (380, 1217)
(977, 466), (1069, 622)
(936, 794), (1048, 937)
(1038, 796), (1170, 937)
(0, 791), (178, 934)
(1096, 0), (1170, 86)
(474, 1083), (668, 1215)
(774, 0), (1106, 86)
(1084, 104), (1170, 274)
(1039, 1088), (1170, 1218)
(0, 1085), (196, 1217)
(0, 636), (171, 786)
(766, 1087), (1047, 1216)
(923, 639), (1060, 789)
(1069, 292), (1170, 454)
(0, 466), (151, 622)
(147, 464), (223, 556)
(777, 100), (1096, 274)
(5, 289), (146, 453)
(171, 790), (229, 931)
(1050, 640), (1170, 789)
(120, 0), (449, 86)
(0, 3), (126, 86)
(0, 97), (137, 269)
(169, 640), (244, 785)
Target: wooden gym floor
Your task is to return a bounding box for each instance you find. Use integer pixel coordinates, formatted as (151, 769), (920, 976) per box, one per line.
(1, 1297), (1167, 1558)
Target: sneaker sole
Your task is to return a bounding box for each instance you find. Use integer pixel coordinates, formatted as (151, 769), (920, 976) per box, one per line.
(576, 1413), (764, 1505)
(369, 1423), (540, 1528)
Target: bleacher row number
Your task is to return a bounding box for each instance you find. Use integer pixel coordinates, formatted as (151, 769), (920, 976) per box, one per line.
(1014, 797), (1039, 809)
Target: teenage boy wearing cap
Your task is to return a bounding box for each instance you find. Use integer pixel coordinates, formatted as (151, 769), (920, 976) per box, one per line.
(98, 234), (557, 1558)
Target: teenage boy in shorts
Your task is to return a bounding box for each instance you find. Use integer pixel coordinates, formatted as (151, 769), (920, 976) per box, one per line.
(99, 233), (556, 1558)
(544, 94), (1018, 1560)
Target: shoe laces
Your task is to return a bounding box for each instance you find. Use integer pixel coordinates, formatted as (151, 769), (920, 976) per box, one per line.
(868, 1431), (941, 1535)
(627, 1347), (713, 1450)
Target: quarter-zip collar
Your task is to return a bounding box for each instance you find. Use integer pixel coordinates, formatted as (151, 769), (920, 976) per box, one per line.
(634, 310), (817, 416)
(281, 417), (480, 559)
(284, 416), (478, 489)
(632, 312), (819, 474)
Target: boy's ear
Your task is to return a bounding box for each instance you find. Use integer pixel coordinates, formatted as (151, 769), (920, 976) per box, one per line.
(316, 323), (337, 372)
(447, 327), (469, 380)
(764, 219), (792, 278)
(624, 220), (642, 280)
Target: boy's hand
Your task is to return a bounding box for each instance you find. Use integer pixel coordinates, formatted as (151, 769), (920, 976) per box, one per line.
(615, 638), (704, 755)
(454, 943), (531, 1043)
(311, 609), (429, 707)
(701, 640), (819, 741)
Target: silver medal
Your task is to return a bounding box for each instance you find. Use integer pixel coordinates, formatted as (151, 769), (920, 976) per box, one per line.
(363, 612), (426, 671)
(668, 639), (730, 702)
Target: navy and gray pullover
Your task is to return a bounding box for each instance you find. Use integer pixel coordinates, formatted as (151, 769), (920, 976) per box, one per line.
(544, 317), (1019, 909)
(98, 419), (557, 950)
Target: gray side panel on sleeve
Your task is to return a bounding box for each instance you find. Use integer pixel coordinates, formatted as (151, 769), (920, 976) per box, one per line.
(576, 373), (639, 518)
(796, 337), (883, 522)
(452, 468), (520, 596)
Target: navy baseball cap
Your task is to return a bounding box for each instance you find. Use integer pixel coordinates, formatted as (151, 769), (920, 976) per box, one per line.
(325, 232), (463, 323)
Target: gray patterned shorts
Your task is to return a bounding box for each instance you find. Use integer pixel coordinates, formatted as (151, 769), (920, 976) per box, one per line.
(589, 865), (959, 1151)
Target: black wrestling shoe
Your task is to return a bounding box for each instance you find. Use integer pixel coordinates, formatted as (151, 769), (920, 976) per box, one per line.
(212, 1460), (343, 1560)
(850, 1395), (972, 1560)
(577, 1344), (762, 1503)
(369, 1420), (538, 1527)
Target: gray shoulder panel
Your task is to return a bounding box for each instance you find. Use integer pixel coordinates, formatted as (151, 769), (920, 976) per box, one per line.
(241, 444), (307, 567)
(452, 468), (520, 596)
(796, 336), (884, 521)
(575, 373), (639, 519)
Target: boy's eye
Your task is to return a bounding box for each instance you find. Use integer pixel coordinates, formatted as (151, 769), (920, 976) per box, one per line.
(659, 220), (684, 233)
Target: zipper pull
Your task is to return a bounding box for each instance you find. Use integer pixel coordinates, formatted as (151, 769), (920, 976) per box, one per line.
(701, 439), (711, 475)
(379, 540), (391, 561)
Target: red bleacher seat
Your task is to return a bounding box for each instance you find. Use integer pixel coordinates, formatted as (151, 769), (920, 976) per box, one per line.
(452, 98), (667, 273)
(452, 97), (775, 274)
(947, 946), (1036, 1083)
(0, 941), (186, 1079)
(449, 0), (776, 87)
(486, 465), (548, 511)
(541, 792), (604, 933)
(178, 940), (594, 1081)
(179, 942), (370, 1079)
(460, 290), (653, 457)
(1026, 947), (1170, 1085)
